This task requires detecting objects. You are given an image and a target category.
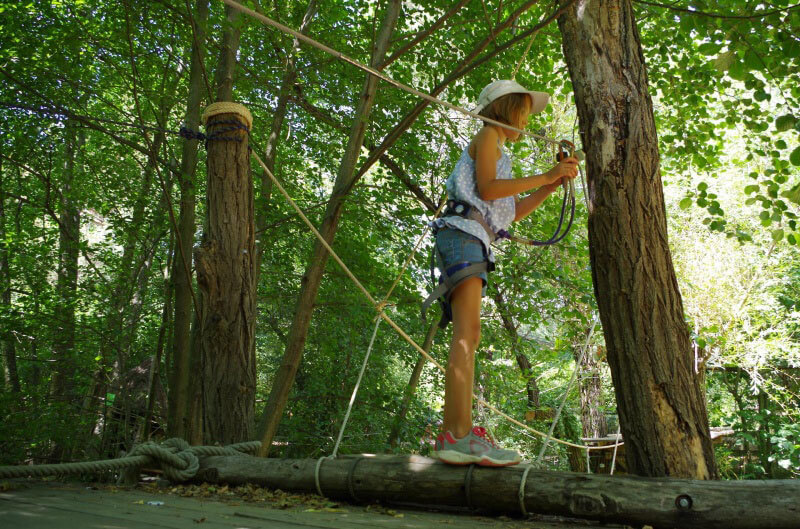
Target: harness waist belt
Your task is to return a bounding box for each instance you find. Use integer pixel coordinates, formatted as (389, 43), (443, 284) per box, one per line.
(441, 200), (508, 242)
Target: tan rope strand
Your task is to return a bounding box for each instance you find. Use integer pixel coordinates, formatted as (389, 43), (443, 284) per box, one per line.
(218, 0), (561, 147)
(253, 151), (626, 451)
(511, 29), (538, 80)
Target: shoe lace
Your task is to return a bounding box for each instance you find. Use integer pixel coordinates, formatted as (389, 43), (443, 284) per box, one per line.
(472, 426), (499, 448)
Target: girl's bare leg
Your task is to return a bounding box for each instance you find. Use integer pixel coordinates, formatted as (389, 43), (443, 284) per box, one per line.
(442, 277), (483, 439)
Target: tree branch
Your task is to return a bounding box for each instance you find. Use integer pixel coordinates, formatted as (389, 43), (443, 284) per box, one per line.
(379, 0), (471, 69)
(634, 0), (800, 19)
(289, 87), (438, 212)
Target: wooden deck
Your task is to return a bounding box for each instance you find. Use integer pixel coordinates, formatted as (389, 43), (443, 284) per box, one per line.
(0, 480), (624, 529)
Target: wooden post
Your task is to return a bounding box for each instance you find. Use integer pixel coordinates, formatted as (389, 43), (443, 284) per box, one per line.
(194, 103), (256, 444)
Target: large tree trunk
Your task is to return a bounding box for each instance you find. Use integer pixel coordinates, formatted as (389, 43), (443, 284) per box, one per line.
(256, 0), (402, 456)
(192, 89), (256, 443)
(168, 0), (209, 441)
(192, 0), (254, 446)
(194, 107), (256, 444)
(557, 1), (716, 479)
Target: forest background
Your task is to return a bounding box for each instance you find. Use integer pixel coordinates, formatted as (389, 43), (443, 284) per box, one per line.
(0, 0), (799, 480)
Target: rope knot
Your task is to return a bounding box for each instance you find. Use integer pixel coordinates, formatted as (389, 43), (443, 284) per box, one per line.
(128, 438), (199, 482)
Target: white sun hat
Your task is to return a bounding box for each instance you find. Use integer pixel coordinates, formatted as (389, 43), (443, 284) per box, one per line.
(474, 79), (550, 115)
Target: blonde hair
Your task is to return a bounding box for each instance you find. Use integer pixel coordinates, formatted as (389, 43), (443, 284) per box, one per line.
(478, 92), (531, 127)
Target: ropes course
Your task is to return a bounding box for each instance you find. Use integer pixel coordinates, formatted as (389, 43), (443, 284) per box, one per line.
(0, 0), (620, 486)
(209, 0), (619, 460)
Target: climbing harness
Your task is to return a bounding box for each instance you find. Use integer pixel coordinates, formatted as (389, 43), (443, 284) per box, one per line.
(421, 140), (580, 326)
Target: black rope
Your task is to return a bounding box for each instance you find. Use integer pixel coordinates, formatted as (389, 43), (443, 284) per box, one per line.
(181, 119), (250, 149)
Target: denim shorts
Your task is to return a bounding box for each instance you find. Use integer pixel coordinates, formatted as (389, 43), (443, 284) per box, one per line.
(434, 228), (489, 297)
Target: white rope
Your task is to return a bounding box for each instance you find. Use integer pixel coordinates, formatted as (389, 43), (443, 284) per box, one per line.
(314, 456), (329, 496)
(585, 446), (591, 473)
(331, 317), (382, 458)
(610, 423), (622, 475)
(218, 0), (562, 147)
(517, 464), (533, 516)
(534, 317), (598, 465)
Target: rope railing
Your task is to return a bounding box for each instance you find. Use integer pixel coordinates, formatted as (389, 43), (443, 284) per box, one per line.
(251, 150), (622, 454)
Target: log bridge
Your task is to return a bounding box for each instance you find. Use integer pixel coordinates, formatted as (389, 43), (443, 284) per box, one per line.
(194, 453), (799, 529)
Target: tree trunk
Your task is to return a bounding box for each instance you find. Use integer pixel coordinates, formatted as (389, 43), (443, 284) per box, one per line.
(576, 344), (607, 439)
(168, 0), (208, 441)
(557, 0), (716, 479)
(0, 156), (20, 394)
(144, 219), (175, 440)
(387, 318), (439, 451)
(212, 3), (242, 103)
(493, 290), (540, 409)
(51, 121), (82, 403)
(256, 0), (402, 457)
(194, 107), (256, 444)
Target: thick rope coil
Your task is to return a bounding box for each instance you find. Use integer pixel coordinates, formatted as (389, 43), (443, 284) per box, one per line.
(126, 439), (199, 482)
(201, 102), (253, 129)
(0, 438), (262, 483)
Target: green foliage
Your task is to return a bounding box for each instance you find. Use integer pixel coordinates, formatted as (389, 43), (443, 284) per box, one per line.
(0, 0), (798, 483)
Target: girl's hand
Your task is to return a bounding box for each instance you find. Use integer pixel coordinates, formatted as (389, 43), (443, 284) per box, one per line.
(544, 157), (579, 186)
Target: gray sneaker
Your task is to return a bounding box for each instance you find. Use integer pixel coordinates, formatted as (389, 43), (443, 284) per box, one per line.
(434, 426), (522, 467)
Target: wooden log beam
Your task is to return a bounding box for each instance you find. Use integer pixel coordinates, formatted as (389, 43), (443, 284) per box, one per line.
(196, 454), (799, 529)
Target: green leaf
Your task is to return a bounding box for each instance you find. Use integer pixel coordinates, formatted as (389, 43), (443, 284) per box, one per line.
(785, 39), (800, 59)
(697, 182), (708, 191)
(744, 185), (759, 195)
(791, 146), (800, 166)
(698, 42), (722, 56)
(744, 48), (762, 71)
(679, 197), (692, 210)
(776, 114), (796, 132)
(772, 228), (784, 242)
(788, 234), (797, 245)
(781, 185), (800, 205)
(713, 50), (736, 72)
(728, 59), (748, 81)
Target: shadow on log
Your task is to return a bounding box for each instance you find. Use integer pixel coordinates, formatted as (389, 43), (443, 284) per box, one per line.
(195, 454), (799, 529)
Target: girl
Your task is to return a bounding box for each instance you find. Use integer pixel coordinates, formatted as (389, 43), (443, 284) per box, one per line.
(431, 80), (579, 467)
